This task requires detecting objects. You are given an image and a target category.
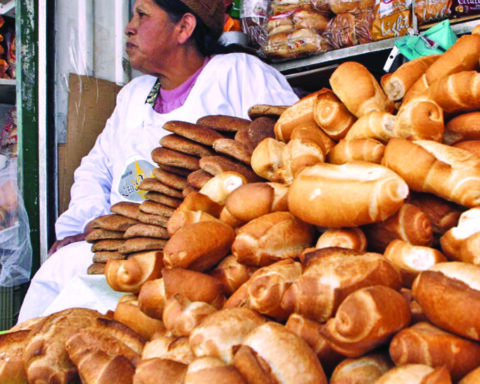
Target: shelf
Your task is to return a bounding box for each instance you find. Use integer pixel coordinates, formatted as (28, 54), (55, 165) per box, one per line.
(0, 0), (14, 17)
(0, 79), (15, 104)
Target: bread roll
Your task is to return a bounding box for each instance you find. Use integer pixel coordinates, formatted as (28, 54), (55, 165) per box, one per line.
(176, 191), (223, 217)
(189, 307), (267, 364)
(209, 254), (257, 296)
(274, 90), (323, 142)
(184, 357), (246, 384)
(412, 261), (480, 341)
(287, 162), (409, 227)
(382, 138), (480, 208)
(362, 203), (434, 252)
(290, 121), (336, 154)
(381, 54), (440, 101)
(384, 240), (447, 288)
(458, 366), (480, 384)
(344, 111), (396, 143)
(105, 250), (164, 293)
(453, 140), (480, 157)
(327, 138), (385, 164)
(329, 61), (394, 118)
(142, 335), (195, 364)
(315, 227), (367, 252)
(221, 182), (289, 228)
(281, 248), (402, 322)
(444, 111), (480, 145)
(313, 88), (357, 140)
(375, 364), (452, 384)
(197, 114), (251, 133)
(250, 137), (285, 182)
(233, 322), (328, 384)
(137, 278), (167, 320)
(232, 211), (315, 267)
(114, 294), (166, 340)
(198, 171), (247, 205)
(389, 321), (480, 382)
(163, 221), (235, 272)
(167, 209), (220, 237)
(319, 285), (411, 357)
(329, 353), (394, 384)
(0, 330), (29, 384)
(133, 358), (187, 384)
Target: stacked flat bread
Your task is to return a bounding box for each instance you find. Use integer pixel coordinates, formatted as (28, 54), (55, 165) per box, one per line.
(7, 29), (480, 383)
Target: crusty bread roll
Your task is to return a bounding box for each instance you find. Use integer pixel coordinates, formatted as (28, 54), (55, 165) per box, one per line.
(137, 278), (167, 320)
(440, 208), (480, 264)
(274, 90), (323, 142)
(220, 182), (289, 228)
(250, 137), (284, 182)
(427, 71), (480, 115)
(189, 307), (266, 364)
(184, 357), (246, 384)
(375, 364), (452, 384)
(175, 191), (223, 218)
(167, 209), (220, 237)
(389, 321), (480, 382)
(383, 240), (447, 288)
(381, 54), (440, 101)
(412, 261), (480, 341)
(0, 330), (29, 384)
(344, 111), (396, 143)
(105, 251), (164, 293)
(312, 88), (357, 140)
(362, 203), (434, 252)
(453, 140), (480, 157)
(233, 322), (328, 384)
(208, 254), (257, 296)
(114, 294), (166, 340)
(382, 138), (480, 207)
(459, 366), (480, 384)
(319, 285), (411, 357)
(290, 121), (336, 154)
(281, 248), (402, 322)
(444, 111), (480, 145)
(400, 287), (428, 325)
(142, 335), (195, 364)
(329, 352), (394, 384)
(232, 211), (315, 267)
(133, 358), (187, 384)
(393, 96), (444, 141)
(285, 313), (345, 376)
(226, 259), (302, 321)
(315, 227), (367, 252)
(287, 162), (409, 227)
(162, 294), (217, 337)
(329, 61), (394, 118)
(327, 138), (385, 165)
(198, 171), (247, 205)
(163, 221), (235, 272)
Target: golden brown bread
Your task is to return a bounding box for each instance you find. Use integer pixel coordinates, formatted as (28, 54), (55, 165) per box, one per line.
(184, 357), (247, 384)
(412, 261), (480, 341)
(375, 364), (452, 384)
(85, 228), (125, 242)
(162, 120), (224, 146)
(167, 210), (221, 237)
(247, 116), (276, 148)
(163, 221), (235, 272)
(123, 223), (169, 239)
(133, 358), (187, 384)
(383, 240), (447, 288)
(287, 162), (409, 227)
(362, 202), (434, 252)
(248, 104), (289, 120)
(381, 54), (440, 101)
(453, 140), (480, 157)
(209, 254), (257, 296)
(105, 250), (164, 293)
(250, 137), (285, 182)
(197, 114), (251, 133)
(90, 213), (139, 231)
(344, 111), (396, 143)
(459, 366), (480, 384)
(319, 285), (411, 357)
(151, 167), (189, 191)
(281, 248), (402, 322)
(151, 147), (200, 171)
(137, 278), (167, 320)
(329, 352), (394, 384)
(315, 227), (367, 252)
(0, 330), (30, 384)
(212, 138), (252, 165)
(290, 121), (336, 154)
(382, 138), (480, 207)
(329, 61), (394, 118)
(327, 138), (385, 164)
(444, 111), (480, 145)
(312, 88), (357, 140)
(113, 294), (166, 340)
(389, 321), (480, 382)
(198, 171), (247, 205)
(189, 307), (266, 364)
(231, 211), (315, 267)
(176, 191), (223, 218)
(233, 322), (328, 384)
(110, 201), (141, 220)
(142, 335), (195, 364)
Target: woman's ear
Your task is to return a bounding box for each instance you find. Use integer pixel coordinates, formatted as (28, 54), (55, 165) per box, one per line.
(176, 13), (197, 44)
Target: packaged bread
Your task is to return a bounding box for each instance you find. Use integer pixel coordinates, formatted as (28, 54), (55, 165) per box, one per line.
(323, 12), (374, 49)
(414, 0), (452, 25)
(371, 0), (412, 41)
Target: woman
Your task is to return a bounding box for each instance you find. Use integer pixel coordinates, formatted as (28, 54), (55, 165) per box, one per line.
(18, 0), (299, 322)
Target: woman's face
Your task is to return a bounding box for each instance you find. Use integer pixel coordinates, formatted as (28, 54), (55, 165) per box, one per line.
(125, 0), (177, 75)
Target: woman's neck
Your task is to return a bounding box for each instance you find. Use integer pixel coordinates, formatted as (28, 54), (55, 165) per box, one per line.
(159, 48), (207, 90)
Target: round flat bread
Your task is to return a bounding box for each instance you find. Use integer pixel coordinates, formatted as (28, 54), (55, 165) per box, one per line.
(163, 120), (224, 146)
(248, 104), (289, 120)
(123, 223), (169, 239)
(138, 178), (183, 199)
(199, 155), (263, 183)
(91, 239), (126, 252)
(152, 167), (188, 191)
(145, 191), (182, 208)
(110, 202), (141, 220)
(183, 186), (199, 198)
(87, 263), (106, 275)
(139, 200), (175, 218)
(248, 116), (276, 147)
(93, 251), (126, 263)
(137, 211), (169, 227)
(151, 147), (200, 171)
(90, 214), (139, 232)
(158, 164), (192, 177)
(196, 115), (251, 133)
(119, 237), (168, 254)
(187, 169), (213, 189)
(234, 125), (255, 152)
(212, 138), (252, 165)
(160, 134), (214, 157)
(85, 229), (125, 243)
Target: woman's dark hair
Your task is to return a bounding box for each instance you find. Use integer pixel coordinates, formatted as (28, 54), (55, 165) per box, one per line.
(153, 0), (229, 56)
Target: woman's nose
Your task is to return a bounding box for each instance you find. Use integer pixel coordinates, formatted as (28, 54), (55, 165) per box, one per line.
(125, 20), (135, 36)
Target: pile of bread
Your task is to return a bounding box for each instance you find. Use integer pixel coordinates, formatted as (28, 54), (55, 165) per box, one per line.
(4, 29), (480, 384)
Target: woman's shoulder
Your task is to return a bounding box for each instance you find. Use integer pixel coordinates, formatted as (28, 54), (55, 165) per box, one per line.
(209, 52), (275, 72)
(117, 75), (158, 101)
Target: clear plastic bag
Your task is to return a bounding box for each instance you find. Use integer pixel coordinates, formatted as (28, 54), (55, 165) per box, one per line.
(240, 0), (271, 50)
(0, 156), (32, 287)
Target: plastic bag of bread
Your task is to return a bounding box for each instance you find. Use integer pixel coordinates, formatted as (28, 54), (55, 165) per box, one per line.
(323, 11), (374, 49)
(414, 0), (452, 25)
(371, 0), (412, 41)
(270, 0), (328, 15)
(328, 0), (375, 14)
(240, 0), (270, 50)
